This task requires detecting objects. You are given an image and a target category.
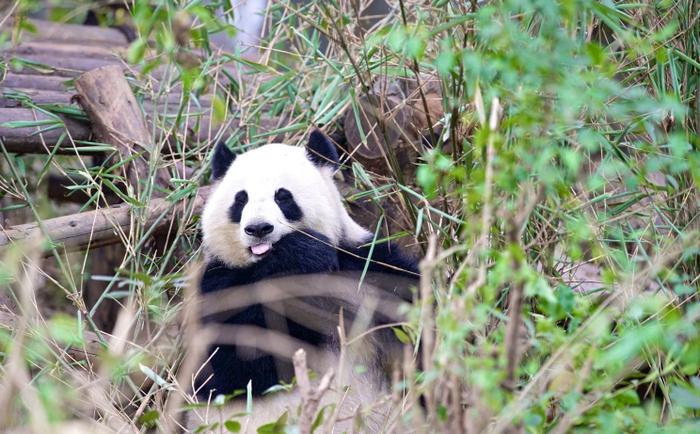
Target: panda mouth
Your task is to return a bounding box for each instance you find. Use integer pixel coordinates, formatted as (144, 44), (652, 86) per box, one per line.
(250, 242), (272, 257)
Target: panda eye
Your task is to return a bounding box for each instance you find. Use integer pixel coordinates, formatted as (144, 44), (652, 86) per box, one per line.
(235, 190), (248, 204)
(274, 188), (293, 203)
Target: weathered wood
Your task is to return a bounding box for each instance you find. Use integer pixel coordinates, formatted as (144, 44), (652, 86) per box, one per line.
(0, 88), (74, 107)
(343, 74), (443, 177)
(0, 88), (210, 113)
(0, 187), (210, 251)
(9, 41), (123, 60)
(47, 174), (121, 205)
(7, 56), (167, 81)
(2, 73), (73, 91)
(0, 106), (223, 154)
(0, 108), (92, 154)
(2, 18), (128, 46)
(75, 65), (171, 190)
(8, 54), (123, 78)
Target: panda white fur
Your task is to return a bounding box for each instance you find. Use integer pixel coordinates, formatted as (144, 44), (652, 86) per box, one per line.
(190, 130), (418, 432)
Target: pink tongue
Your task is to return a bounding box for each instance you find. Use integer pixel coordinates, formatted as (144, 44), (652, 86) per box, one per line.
(251, 243), (272, 255)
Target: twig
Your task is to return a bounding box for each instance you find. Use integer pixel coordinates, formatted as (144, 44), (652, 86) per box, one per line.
(293, 349), (335, 434)
(419, 234), (437, 420)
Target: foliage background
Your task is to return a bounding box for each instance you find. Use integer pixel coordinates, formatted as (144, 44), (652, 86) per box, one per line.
(0, 0), (699, 432)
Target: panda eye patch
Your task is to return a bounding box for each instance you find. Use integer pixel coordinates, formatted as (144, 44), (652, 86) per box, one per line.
(235, 191), (248, 203)
(228, 190), (248, 223)
(275, 188), (303, 221)
(274, 189), (293, 203)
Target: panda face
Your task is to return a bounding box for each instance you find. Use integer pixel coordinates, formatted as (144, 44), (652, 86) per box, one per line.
(202, 132), (371, 268)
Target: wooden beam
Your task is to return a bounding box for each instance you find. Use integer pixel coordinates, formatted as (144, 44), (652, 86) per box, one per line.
(0, 187), (210, 252)
(75, 65), (172, 189)
(1, 73), (72, 92)
(7, 54), (123, 78)
(2, 18), (129, 47)
(46, 174), (121, 205)
(0, 88), (75, 107)
(8, 41), (124, 60)
(0, 108), (93, 154)
(0, 106), (229, 155)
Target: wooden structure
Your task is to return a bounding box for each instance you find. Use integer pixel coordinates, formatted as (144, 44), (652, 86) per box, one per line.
(0, 18), (219, 331)
(0, 18), (220, 249)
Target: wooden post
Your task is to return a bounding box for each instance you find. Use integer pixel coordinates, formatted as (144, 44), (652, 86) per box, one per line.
(75, 65), (171, 194)
(75, 65), (171, 328)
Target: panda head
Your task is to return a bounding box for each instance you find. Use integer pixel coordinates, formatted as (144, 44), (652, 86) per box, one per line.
(201, 130), (372, 268)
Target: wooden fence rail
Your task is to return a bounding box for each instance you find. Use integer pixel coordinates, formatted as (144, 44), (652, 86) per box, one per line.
(0, 187), (210, 252)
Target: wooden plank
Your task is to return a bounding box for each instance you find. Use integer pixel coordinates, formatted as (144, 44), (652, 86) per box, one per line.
(8, 54), (123, 78)
(0, 107), (92, 154)
(8, 41), (123, 60)
(0, 107), (224, 155)
(2, 73), (73, 91)
(2, 18), (129, 46)
(0, 187), (210, 251)
(0, 88), (75, 107)
(0, 89), (208, 110)
(75, 65), (171, 189)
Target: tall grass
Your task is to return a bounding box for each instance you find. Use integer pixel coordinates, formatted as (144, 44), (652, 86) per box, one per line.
(0, 0), (699, 432)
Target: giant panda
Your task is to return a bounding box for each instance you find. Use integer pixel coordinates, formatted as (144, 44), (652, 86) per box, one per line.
(189, 130), (419, 432)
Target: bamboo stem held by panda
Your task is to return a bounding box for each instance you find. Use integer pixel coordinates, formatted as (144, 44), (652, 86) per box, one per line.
(75, 65), (171, 193)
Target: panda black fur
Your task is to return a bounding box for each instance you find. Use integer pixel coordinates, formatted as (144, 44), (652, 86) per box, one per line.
(193, 130), (418, 430)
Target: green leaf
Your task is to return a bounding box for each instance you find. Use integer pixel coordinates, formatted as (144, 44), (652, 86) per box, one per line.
(47, 314), (85, 347)
(392, 327), (412, 344)
(212, 94), (228, 124)
(224, 420), (241, 432)
(311, 405), (333, 433)
(256, 411), (288, 434)
(127, 38), (147, 64)
(435, 47), (457, 76)
(138, 410), (160, 429)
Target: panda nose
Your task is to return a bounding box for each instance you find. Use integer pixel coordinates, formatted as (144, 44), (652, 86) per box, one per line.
(244, 222), (274, 238)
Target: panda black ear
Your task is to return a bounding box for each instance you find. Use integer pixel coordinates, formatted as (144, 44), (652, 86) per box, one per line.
(306, 129), (339, 170)
(211, 141), (236, 180)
